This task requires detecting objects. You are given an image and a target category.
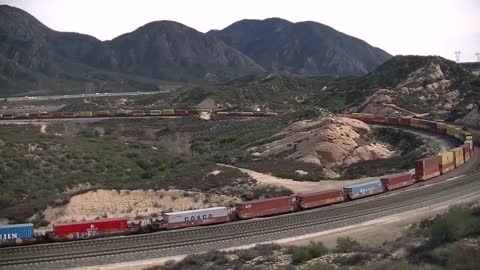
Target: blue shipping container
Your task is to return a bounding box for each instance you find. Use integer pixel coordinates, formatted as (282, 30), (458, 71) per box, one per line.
(0, 223), (34, 241)
(426, 121), (437, 131)
(344, 180), (384, 199)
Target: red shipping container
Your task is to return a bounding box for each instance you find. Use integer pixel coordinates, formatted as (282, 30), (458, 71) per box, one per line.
(296, 189), (344, 209)
(53, 218), (128, 240)
(399, 117), (410, 126)
(386, 117), (399, 125)
(380, 172), (415, 190)
(174, 109), (189, 116)
(415, 156), (440, 181)
(51, 112), (63, 118)
(236, 196), (295, 219)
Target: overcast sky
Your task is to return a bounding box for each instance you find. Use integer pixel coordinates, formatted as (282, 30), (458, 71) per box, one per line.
(2, 0), (479, 62)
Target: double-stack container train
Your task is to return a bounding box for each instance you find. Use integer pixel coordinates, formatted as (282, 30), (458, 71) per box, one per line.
(0, 109), (279, 120)
(0, 113), (477, 248)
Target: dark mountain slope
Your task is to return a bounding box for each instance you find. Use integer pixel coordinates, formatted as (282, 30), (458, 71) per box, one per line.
(103, 21), (264, 81)
(208, 18), (391, 76)
(0, 5), (263, 95)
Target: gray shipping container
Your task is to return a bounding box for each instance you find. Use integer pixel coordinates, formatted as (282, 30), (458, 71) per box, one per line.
(163, 207), (229, 223)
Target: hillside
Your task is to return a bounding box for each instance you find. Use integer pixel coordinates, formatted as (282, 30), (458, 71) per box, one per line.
(0, 5), (262, 96)
(0, 6), (396, 96)
(208, 18), (391, 76)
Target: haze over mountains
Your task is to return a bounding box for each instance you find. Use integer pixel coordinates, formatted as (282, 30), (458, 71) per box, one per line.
(0, 5), (391, 96)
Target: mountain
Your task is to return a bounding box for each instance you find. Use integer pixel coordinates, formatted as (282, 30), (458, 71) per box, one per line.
(100, 21), (264, 81)
(208, 18), (391, 76)
(0, 5), (263, 96)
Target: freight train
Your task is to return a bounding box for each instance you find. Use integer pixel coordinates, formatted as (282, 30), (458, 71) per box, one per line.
(0, 109), (278, 120)
(0, 113), (476, 247)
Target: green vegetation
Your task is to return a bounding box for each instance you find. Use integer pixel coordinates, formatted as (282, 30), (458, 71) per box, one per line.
(0, 126), (239, 221)
(342, 127), (435, 178)
(292, 241), (329, 265)
(334, 237), (363, 253)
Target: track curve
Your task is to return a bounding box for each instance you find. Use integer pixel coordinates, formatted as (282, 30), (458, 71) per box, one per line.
(0, 149), (479, 269)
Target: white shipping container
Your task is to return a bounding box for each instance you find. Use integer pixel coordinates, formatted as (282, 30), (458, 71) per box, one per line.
(163, 207), (229, 223)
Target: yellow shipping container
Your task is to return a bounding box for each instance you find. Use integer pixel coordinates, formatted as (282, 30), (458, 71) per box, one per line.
(451, 147), (465, 168)
(437, 152), (454, 174)
(79, 111), (93, 117)
(162, 109), (175, 115)
(149, 110), (162, 116)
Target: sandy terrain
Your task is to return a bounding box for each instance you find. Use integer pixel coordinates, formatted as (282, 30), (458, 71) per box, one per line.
(41, 189), (239, 225)
(219, 164), (381, 193)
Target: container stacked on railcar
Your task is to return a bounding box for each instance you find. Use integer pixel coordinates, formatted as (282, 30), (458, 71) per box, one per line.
(415, 156), (441, 180)
(437, 151), (455, 174)
(296, 190), (345, 209)
(343, 180), (385, 200)
(380, 172), (415, 191)
(52, 218), (128, 240)
(236, 196), (295, 219)
(163, 207), (230, 229)
(0, 223), (36, 246)
(450, 147), (465, 167)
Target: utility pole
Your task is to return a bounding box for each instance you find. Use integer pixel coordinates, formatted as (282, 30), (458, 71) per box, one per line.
(454, 51), (461, 63)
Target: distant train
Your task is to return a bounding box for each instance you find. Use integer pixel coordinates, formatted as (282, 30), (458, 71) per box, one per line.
(0, 109), (279, 120)
(0, 113), (476, 248)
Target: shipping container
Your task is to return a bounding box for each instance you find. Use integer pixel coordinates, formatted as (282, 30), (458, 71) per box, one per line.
(0, 224), (34, 242)
(236, 196), (295, 219)
(386, 117), (400, 125)
(130, 110), (146, 116)
(162, 109), (175, 115)
(163, 207), (230, 229)
(28, 112), (40, 118)
(462, 144), (471, 162)
(425, 121), (437, 132)
(40, 112), (52, 118)
(436, 122), (448, 134)
(438, 151), (455, 174)
(464, 140), (474, 153)
(53, 218), (128, 240)
(416, 119), (428, 130)
(464, 131), (473, 141)
(399, 117), (411, 126)
(415, 156), (440, 180)
(216, 112), (229, 116)
(51, 112), (63, 118)
(343, 180), (384, 199)
(174, 109), (189, 116)
(451, 147), (465, 168)
(62, 112), (78, 118)
(92, 111), (110, 117)
(149, 110), (162, 116)
(296, 190), (345, 209)
(79, 111), (93, 117)
(380, 172), (415, 191)
(373, 116), (386, 124)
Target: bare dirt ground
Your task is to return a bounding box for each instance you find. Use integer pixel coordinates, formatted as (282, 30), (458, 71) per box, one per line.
(40, 189), (239, 225)
(219, 164), (380, 193)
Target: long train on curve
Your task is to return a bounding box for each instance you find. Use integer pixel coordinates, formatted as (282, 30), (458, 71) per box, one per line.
(0, 108), (278, 120)
(0, 113), (476, 247)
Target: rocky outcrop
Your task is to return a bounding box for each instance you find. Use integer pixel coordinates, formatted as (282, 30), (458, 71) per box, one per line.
(248, 116), (395, 178)
(356, 62), (463, 117)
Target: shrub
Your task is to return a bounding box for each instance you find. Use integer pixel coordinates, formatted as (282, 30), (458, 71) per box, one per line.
(334, 237), (363, 253)
(292, 241), (329, 265)
(427, 206), (479, 247)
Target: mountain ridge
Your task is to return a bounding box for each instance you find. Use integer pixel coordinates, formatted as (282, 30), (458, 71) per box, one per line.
(1, 5), (391, 96)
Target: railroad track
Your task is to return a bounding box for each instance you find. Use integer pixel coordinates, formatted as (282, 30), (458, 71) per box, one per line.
(1, 170), (479, 269)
